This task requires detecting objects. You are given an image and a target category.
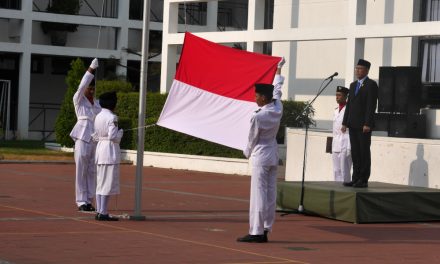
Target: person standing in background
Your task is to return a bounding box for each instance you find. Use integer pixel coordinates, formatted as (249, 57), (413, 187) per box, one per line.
(332, 86), (352, 184)
(93, 91), (123, 221)
(70, 58), (101, 211)
(342, 59), (378, 188)
(237, 57), (285, 243)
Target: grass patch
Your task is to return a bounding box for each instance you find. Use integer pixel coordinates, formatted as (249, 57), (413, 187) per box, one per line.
(0, 140), (73, 160)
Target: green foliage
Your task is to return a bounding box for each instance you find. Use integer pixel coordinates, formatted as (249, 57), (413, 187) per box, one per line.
(115, 92), (140, 120)
(0, 140), (44, 149)
(144, 125), (244, 158)
(141, 97), (314, 157)
(55, 58), (85, 148)
(118, 117), (134, 150)
(278, 101), (315, 143)
(55, 59), (315, 158)
(55, 58), (135, 148)
(96, 80), (133, 98)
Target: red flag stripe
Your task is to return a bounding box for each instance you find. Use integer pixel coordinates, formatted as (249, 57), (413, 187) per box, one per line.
(175, 32), (280, 102)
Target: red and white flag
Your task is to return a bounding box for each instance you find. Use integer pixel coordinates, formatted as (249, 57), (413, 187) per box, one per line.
(157, 32), (280, 150)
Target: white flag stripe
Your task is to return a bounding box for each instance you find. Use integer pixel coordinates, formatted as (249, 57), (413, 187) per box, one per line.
(157, 80), (258, 150)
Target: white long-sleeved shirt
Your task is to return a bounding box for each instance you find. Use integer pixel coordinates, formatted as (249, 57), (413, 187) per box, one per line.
(94, 108), (123, 165)
(243, 75), (284, 166)
(332, 105), (350, 153)
(69, 71), (101, 142)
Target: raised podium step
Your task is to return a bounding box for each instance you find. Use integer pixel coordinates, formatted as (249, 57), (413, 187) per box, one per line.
(277, 181), (440, 223)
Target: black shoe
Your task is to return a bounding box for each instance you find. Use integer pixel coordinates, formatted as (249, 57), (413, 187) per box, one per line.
(263, 230), (269, 242)
(237, 234), (267, 243)
(86, 204), (96, 211)
(343, 181), (356, 187)
(97, 214), (119, 221)
(353, 181), (368, 188)
(95, 213), (100, 220)
(78, 204), (88, 211)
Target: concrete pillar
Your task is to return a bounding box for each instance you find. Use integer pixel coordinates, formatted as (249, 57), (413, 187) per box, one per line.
(116, 0), (129, 77)
(272, 0), (299, 100)
(17, 0), (32, 139)
(247, 0), (265, 53)
(160, 1), (179, 93)
(207, 1), (218, 32)
(344, 0), (364, 86)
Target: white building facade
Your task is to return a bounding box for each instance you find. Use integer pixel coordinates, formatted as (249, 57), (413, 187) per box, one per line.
(2, 0), (440, 140)
(0, 0), (165, 140)
(161, 0), (440, 132)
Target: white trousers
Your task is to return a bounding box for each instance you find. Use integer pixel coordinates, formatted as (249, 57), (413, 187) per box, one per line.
(332, 150), (352, 182)
(74, 140), (96, 206)
(96, 164), (120, 196)
(249, 165), (277, 235)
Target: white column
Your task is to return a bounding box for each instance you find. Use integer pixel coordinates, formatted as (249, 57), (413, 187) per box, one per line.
(17, 0), (32, 139)
(160, 1), (178, 93)
(272, 0), (298, 99)
(116, 0), (129, 76)
(207, 1), (218, 32)
(344, 0), (364, 86)
(247, 0), (264, 53)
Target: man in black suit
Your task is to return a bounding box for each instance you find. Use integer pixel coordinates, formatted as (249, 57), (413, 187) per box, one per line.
(341, 59), (378, 188)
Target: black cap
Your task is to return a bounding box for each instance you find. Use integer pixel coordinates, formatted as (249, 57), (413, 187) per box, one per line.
(357, 59), (371, 69)
(336, 86), (349, 95)
(99, 91), (117, 110)
(255, 83), (274, 98)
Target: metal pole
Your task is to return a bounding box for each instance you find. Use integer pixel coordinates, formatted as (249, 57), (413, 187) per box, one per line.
(130, 0), (151, 221)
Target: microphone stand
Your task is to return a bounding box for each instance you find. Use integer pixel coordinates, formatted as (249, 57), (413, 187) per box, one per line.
(280, 76), (336, 215)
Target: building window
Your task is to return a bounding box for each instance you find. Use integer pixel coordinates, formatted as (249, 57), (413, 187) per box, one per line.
(51, 57), (71, 75)
(422, 0), (440, 21)
(421, 39), (440, 83)
(0, 0), (21, 10)
(31, 56), (44, 74)
(419, 1), (440, 107)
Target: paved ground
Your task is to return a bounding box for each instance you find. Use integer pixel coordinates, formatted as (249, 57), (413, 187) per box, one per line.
(0, 163), (439, 264)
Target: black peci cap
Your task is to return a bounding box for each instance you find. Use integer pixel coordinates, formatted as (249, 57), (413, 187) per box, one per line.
(336, 86), (349, 95)
(357, 59), (371, 69)
(255, 83), (274, 98)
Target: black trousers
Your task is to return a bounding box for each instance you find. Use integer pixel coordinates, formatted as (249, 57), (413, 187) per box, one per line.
(348, 128), (371, 183)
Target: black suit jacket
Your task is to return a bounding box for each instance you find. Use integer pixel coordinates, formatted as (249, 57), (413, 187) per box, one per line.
(342, 77), (378, 129)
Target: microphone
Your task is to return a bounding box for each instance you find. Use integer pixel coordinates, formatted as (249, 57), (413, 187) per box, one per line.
(325, 72), (338, 80)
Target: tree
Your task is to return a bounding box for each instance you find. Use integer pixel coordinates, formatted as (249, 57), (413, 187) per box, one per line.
(55, 58), (85, 147)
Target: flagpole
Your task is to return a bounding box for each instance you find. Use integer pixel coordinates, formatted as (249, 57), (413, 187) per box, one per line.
(130, 0), (151, 221)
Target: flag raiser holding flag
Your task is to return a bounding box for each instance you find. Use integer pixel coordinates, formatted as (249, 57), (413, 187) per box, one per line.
(157, 32), (281, 150)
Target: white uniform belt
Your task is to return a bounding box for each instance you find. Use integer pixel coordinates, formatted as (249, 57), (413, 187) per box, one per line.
(258, 138), (276, 144)
(98, 137), (110, 141)
(78, 116), (93, 121)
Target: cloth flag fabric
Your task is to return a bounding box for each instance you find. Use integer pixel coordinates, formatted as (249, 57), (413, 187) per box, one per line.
(157, 32), (280, 150)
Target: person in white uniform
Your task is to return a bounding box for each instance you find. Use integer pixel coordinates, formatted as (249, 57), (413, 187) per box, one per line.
(70, 58), (101, 212)
(237, 58), (285, 243)
(93, 91), (123, 221)
(332, 86), (352, 184)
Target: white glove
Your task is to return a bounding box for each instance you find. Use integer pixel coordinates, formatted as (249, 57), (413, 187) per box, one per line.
(114, 129), (123, 144)
(91, 132), (99, 142)
(277, 56), (286, 69)
(117, 129), (124, 138)
(90, 58), (99, 69)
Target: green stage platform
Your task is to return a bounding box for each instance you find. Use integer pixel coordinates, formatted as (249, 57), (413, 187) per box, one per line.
(277, 181), (440, 223)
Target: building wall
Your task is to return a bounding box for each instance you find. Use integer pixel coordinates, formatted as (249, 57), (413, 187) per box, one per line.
(0, 1), (145, 139)
(285, 128), (438, 189)
(161, 0), (440, 132)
